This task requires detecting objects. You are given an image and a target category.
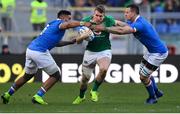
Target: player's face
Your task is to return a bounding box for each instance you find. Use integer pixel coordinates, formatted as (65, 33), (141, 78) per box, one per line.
(63, 15), (72, 22)
(124, 8), (135, 21)
(92, 10), (104, 24)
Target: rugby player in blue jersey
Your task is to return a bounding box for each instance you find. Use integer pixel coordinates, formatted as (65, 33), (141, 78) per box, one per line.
(94, 4), (168, 104)
(1, 10), (92, 105)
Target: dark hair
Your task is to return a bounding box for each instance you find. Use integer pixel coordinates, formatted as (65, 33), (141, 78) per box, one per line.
(127, 4), (139, 14)
(95, 5), (105, 14)
(57, 10), (71, 18)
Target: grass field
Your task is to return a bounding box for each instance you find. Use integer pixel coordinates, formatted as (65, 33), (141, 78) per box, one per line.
(0, 82), (180, 113)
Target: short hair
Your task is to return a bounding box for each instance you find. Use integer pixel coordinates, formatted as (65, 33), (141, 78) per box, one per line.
(95, 5), (105, 14)
(57, 10), (71, 18)
(127, 4), (139, 14)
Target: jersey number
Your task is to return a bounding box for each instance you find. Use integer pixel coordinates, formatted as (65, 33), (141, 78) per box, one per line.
(40, 24), (49, 35)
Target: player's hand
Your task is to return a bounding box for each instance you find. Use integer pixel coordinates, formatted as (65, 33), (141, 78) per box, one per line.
(83, 22), (92, 27)
(93, 25), (105, 31)
(76, 31), (91, 44)
(70, 38), (76, 44)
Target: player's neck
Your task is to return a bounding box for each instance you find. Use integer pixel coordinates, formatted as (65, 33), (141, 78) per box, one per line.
(132, 15), (140, 22)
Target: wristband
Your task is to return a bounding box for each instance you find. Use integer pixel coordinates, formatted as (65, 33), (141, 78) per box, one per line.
(80, 21), (85, 26)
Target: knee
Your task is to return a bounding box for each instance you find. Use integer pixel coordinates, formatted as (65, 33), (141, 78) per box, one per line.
(140, 75), (150, 85)
(99, 67), (107, 75)
(50, 71), (61, 80)
(82, 66), (93, 79)
(81, 76), (89, 85)
(23, 73), (34, 81)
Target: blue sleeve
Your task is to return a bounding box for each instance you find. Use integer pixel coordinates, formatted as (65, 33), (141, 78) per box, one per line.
(129, 21), (143, 32)
(58, 20), (66, 30)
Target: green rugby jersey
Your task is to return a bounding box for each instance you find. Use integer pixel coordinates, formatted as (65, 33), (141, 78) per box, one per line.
(82, 16), (115, 52)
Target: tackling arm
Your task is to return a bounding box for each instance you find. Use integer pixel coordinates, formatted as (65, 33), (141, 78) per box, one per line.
(75, 31), (91, 44)
(94, 25), (135, 35)
(105, 26), (134, 35)
(115, 20), (128, 27)
(56, 39), (76, 47)
(60, 21), (92, 30)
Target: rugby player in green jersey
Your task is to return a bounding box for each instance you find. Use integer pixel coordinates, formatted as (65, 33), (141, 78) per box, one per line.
(73, 5), (123, 104)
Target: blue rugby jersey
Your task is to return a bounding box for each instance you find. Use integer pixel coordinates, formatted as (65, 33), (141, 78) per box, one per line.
(28, 19), (65, 52)
(127, 16), (168, 53)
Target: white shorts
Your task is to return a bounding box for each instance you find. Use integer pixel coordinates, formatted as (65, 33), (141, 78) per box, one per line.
(25, 48), (59, 75)
(143, 50), (168, 67)
(82, 49), (112, 67)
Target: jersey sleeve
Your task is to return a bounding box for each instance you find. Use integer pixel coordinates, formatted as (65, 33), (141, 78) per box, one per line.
(58, 20), (66, 30)
(129, 21), (143, 32)
(107, 16), (116, 26)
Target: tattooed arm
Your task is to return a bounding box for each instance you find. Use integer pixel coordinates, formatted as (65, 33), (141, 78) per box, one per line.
(94, 25), (135, 35)
(115, 20), (128, 27)
(105, 26), (135, 35)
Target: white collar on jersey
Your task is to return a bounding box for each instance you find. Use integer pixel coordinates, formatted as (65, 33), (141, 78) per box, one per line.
(133, 15), (140, 22)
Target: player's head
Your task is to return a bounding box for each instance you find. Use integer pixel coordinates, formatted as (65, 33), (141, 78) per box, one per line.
(92, 5), (105, 24)
(124, 4), (139, 21)
(57, 10), (72, 22)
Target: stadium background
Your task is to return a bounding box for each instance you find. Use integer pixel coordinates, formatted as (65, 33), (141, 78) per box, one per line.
(0, 0), (180, 113)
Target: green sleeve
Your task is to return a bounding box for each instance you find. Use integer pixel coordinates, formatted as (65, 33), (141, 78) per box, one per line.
(107, 16), (116, 26)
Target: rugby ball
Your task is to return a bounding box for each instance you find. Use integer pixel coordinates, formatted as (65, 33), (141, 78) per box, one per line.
(78, 26), (95, 41)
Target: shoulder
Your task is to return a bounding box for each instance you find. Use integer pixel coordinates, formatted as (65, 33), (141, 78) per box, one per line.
(104, 15), (115, 26)
(105, 15), (115, 21)
(129, 18), (145, 32)
(49, 19), (64, 25)
(136, 16), (147, 25)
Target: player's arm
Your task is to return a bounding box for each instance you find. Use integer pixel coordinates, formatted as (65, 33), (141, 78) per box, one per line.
(105, 25), (135, 34)
(75, 32), (91, 44)
(94, 25), (135, 35)
(59, 21), (92, 30)
(115, 20), (128, 27)
(56, 39), (76, 47)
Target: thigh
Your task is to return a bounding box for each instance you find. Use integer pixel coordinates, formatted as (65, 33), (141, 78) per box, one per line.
(42, 63), (60, 75)
(27, 49), (57, 69)
(28, 49), (59, 75)
(97, 50), (112, 70)
(143, 52), (168, 67)
(82, 50), (96, 68)
(25, 49), (38, 74)
(34, 51), (57, 69)
(97, 57), (111, 70)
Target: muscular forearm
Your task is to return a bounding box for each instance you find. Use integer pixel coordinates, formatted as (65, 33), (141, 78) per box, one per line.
(105, 26), (133, 35)
(60, 21), (91, 30)
(105, 27), (124, 34)
(56, 41), (75, 47)
(115, 20), (128, 27)
(60, 21), (81, 29)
